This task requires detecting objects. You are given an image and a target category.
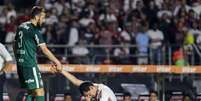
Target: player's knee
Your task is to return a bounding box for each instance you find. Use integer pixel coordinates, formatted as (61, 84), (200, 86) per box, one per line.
(34, 88), (45, 96)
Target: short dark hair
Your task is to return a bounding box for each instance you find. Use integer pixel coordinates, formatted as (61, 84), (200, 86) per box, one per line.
(30, 6), (44, 18)
(150, 90), (158, 96)
(79, 81), (94, 95)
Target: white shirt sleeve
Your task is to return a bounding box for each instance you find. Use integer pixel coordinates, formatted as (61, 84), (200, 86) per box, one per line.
(0, 44), (12, 62)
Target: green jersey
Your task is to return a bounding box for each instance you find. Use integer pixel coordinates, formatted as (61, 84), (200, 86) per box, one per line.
(15, 21), (45, 67)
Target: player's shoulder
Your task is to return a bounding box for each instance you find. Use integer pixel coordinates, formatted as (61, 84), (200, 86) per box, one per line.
(19, 21), (31, 25)
(95, 83), (110, 90)
(0, 43), (6, 51)
(18, 21), (32, 29)
(0, 43), (5, 48)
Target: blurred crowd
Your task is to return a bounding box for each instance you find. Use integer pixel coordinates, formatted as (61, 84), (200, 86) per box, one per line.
(0, 0), (201, 65)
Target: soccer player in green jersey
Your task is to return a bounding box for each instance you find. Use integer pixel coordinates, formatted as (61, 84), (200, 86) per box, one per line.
(13, 6), (62, 101)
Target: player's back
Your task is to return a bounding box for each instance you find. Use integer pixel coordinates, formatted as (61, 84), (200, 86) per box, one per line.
(15, 21), (43, 67)
(95, 83), (117, 101)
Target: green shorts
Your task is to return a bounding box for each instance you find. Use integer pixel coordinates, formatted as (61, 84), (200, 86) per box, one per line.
(17, 66), (44, 90)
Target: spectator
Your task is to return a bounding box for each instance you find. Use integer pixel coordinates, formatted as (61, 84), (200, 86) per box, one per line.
(43, 24), (55, 44)
(120, 22), (132, 43)
(5, 16), (16, 44)
(175, 21), (186, 45)
(149, 91), (159, 101)
(154, 0), (164, 9)
(158, 13), (172, 44)
(6, 4), (16, 23)
(136, 22), (149, 65)
(79, 8), (94, 27)
(173, 0), (191, 17)
(71, 39), (90, 64)
(52, 0), (65, 16)
(188, 20), (201, 36)
(157, 3), (172, 19)
(192, 0), (201, 15)
(68, 20), (79, 46)
(187, 9), (197, 27)
(123, 92), (132, 101)
(123, 0), (130, 12)
(55, 18), (68, 45)
(113, 42), (130, 64)
(131, 0), (144, 10)
(144, 1), (159, 26)
(64, 93), (72, 101)
(172, 46), (187, 66)
(45, 8), (58, 25)
(99, 6), (117, 23)
(95, 28), (113, 50)
(83, 22), (97, 44)
(147, 22), (164, 64)
(0, 7), (7, 25)
(183, 95), (192, 101)
(191, 1), (201, 16)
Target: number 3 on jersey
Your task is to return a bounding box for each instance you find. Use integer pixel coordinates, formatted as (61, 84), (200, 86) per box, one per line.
(18, 31), (23, 48)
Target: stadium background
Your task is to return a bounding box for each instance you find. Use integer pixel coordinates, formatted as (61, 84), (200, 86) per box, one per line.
(1, 0), (201, 100)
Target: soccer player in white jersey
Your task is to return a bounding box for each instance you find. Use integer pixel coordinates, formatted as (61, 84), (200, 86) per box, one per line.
(51, 65), (117, 101)
(0, 43), (13, 101)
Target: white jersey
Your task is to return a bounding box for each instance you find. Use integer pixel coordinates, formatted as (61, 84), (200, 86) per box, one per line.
(0, 43), (12, 70)
(94, 83), (117, 101)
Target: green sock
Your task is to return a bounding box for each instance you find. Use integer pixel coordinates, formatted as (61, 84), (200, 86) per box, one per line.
(25, 95), (33, 101)
(35, 96), (45, 101)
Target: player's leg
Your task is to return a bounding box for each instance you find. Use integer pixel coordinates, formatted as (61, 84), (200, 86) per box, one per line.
(33, 67), (45, 101)
(17, 67), (34, 101)
(26, 90), (34, 101)
(31, 88), (45, 101)
(26, 88), (45, 101)
(17, 66), (44, 101)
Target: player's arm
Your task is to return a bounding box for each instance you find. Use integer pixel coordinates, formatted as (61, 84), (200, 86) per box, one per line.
(39, 44), (62, 69)
(34, 30), (62, 70)
(1, 61), (13, 73)
(0, 44), (13, 73)
(60, 69), (84, 86)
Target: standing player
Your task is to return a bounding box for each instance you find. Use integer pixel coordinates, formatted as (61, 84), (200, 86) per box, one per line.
(51, 66), (117, 101)
(0, 43), (13, 101)
(13, 6), (62, 101)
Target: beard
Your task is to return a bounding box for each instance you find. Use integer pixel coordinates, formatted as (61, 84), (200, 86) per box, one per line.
(36, 18), (45, 27)
(37, 23), (42, 27)
(36, 21), (43, 27)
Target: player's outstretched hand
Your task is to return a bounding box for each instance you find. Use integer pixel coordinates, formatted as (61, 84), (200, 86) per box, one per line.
(55, 62), (63, 72)
(50, 64), (58, 73)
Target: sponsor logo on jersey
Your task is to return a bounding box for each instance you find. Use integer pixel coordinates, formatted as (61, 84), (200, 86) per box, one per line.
(25, 79), (34, 84)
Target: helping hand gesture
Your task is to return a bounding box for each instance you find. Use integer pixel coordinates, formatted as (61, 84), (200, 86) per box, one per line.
(50, 62), (63, 73)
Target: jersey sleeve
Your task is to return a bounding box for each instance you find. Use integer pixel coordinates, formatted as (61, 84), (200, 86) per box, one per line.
(0, 44), (13, 62)
(34, 30), (45, 46)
